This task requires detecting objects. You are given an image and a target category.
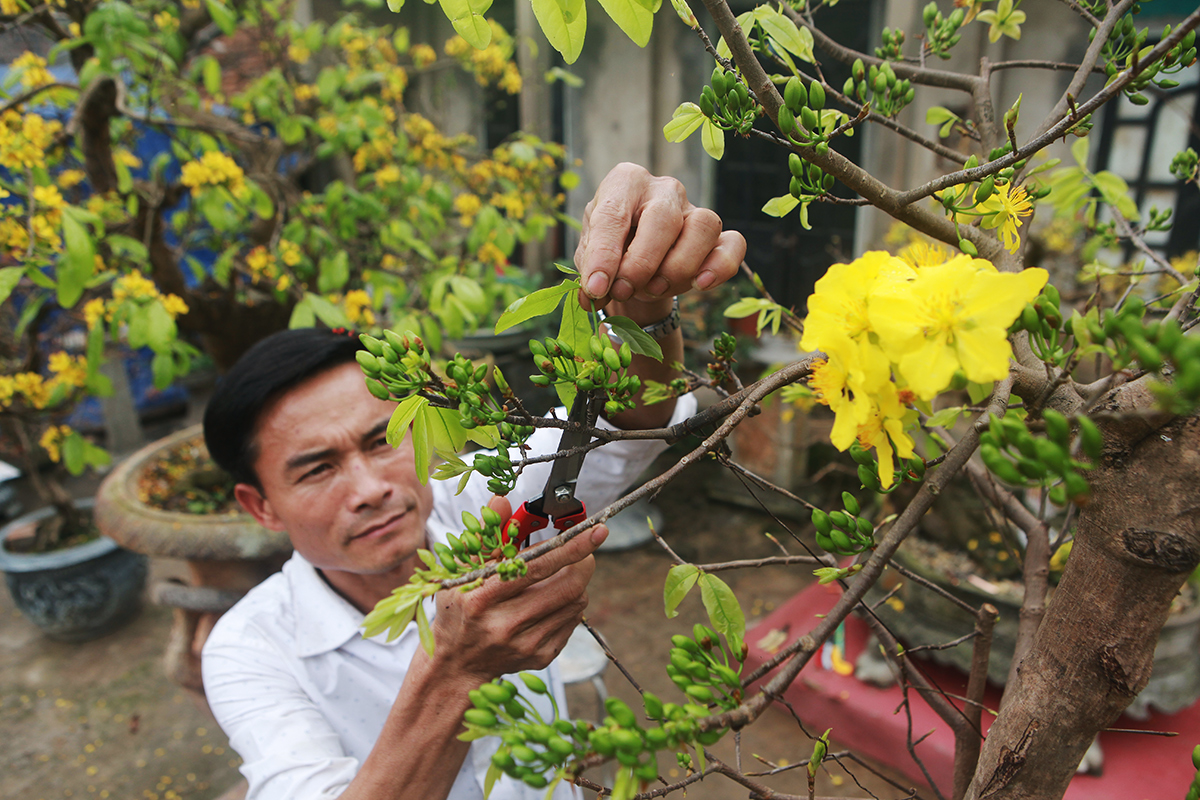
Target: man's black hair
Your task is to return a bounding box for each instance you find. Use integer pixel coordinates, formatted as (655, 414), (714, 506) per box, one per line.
(204, 327), (364, 489)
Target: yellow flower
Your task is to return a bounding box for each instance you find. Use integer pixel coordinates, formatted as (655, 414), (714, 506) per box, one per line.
(48, 351), (87, 388)
(375, 165), (401, 187)
(808, 335), (893, 452)
(800, 251), (915, 352)
(294, 84), (316, 102)
(39, 425), (71, 463)
(153, 11), (179, 34)
(13, 372), (49, 408)
(114, 149), (142, 169)
(275, 274), (292, 292)
(180, 151), (247, 198)
(410, 44), (436, 68)
(288, 42), (311, 64)
(57, 169), (86, 189)
(32, 184), (65, 211)
(161, 294), (189, 317)
(978, 183), (1033, 254)
(12, 52), (52, 89)
(476, 241), (507, 270)
(499, 64), (522, 95)
(112, 271), (160, 303)
(1, 0), (22, 15)
(278, 239), (302, 267)
(245, 246), (277, 280)
(899, 241), (948, 269)
(343, 290), (375, 327)
(854, 382), (916, 489)
(83, 298), (107, 328)
(869, 255), (1048, 399)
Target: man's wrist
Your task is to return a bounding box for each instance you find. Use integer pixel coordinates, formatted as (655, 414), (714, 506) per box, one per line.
(604, 296), (677, 331)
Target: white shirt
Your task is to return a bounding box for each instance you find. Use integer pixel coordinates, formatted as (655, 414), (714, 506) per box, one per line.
(202, 395), (696, 800)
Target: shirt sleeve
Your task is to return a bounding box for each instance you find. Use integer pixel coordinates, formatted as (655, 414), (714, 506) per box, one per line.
(203, 618), (357, 800)
(428, 393), (698, 547)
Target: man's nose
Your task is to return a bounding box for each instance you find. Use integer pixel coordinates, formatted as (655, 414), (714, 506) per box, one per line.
(345, 455), (392, 510)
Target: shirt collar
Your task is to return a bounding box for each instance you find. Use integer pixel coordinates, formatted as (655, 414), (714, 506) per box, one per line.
(285, 552), (368, 658)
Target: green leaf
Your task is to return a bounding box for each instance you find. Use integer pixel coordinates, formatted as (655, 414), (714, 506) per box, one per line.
(1093, 171), (1139, 219)
(416, 596), (435, 655)
(664, 563), (700, 618)
(926, 106), (957, 125)
(925, 406), (964, 428)
(306, 292), (350, 328)
(151, 350), (174, 390)
(595, 0), (654, 47)
(966, 380), (993, 405)
(425, 406), (469, 454)
(483, 761), (503, 799)
(604, 315), (663, 360)
(318, 251), (350, 294)
(387, 0), (405, 10)
(555, 292), (592, 409)
(755, 6), (813, 62)
(202, 55), (221, 95)
(762, 194), (801, 218)
(203, 0), (237, 35)
(289, 296), (316, 328)
(663, 102), (706, 143)
(436, 0), (493, 49)
(0, 266), (22, 305)
(1070, 135), (1089, 168)
(701, 117), (725, 160)
(62, 430), (85, 476)
(145, 301), (176, 348)
(698, 572), (746, 654)
(59, 206), (97, 309)
(531, 0), (588, 64)
(387, 394), (427, 447)
(495, 280), (575, 332)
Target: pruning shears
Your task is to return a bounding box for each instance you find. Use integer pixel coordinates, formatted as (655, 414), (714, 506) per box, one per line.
(505, 389), (600, 546)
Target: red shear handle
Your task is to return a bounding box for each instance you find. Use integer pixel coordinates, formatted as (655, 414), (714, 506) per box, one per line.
(504, 501), (588, 546)
(506, 501), (549, 545)
(552, 506), (588, 531)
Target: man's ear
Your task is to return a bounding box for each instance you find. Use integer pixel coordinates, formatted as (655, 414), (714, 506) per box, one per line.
(234, 483), (287, 532)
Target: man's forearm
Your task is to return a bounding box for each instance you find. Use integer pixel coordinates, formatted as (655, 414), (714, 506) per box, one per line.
(604, 297), (683, 430)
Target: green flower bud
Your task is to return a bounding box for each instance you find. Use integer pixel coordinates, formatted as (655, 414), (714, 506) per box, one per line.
(841, 491), (860, 516)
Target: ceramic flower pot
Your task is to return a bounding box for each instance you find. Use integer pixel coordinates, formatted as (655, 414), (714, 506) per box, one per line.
(0, 499), (148, 642)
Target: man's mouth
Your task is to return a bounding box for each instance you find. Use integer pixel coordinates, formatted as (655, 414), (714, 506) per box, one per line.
(351, 508), (411, 542)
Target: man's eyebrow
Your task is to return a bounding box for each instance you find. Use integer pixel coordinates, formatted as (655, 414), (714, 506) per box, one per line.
(283, 420), (391, 475)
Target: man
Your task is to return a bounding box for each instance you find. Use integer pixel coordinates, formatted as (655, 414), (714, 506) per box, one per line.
(200, 164), (747, 799)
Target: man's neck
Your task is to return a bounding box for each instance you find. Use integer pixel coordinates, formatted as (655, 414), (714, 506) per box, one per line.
(317, 555), (420, 615)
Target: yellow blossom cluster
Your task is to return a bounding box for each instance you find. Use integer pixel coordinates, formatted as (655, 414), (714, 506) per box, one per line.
(111, 271), (190, 317)
(342, 289), (375, 327)
(0, 352), (87, 411)
(39, 424), (72, 463)
(454, 193), (482, 225)
(410, 44), (437, 68)
(353, 125), (401, 173)
(476, 241), (507, 271)
(0, 110), (62, 171)
(12, 52), (53, 89)
(801, 251), (1047, 486)
(403, 114), (472, 173)
(83, 297), (108, 328)
(288, 41), (311, 64)
(443, 22), (521, 94)
(245, 246), (279, 282)
(278, 239), (302, 267)
(57, 169), (86, 189)
(0, 0), (22, 16)
(153, 11), (179, 34)
(295, 83), (317, 102)
(180, 151), (249, 199)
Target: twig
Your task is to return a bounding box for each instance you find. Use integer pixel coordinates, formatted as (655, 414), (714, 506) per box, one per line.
(578, 617), (643, 695)
(953, 604), (999, 800)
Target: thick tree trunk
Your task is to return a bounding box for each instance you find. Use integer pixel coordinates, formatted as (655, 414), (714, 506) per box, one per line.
(965, 411), (1200, 799)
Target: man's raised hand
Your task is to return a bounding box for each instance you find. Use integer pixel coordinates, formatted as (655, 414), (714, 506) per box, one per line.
(575, 162), (746, 307)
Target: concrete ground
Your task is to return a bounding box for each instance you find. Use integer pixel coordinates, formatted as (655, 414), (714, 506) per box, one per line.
(1, 405), (917, 800)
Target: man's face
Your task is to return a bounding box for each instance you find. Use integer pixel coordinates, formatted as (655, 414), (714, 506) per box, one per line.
(235, 362), (434, 587)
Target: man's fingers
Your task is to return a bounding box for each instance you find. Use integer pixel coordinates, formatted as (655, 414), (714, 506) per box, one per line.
(483, 524), (607, 603)
(576, 164), (688, 301)
(640, 206), (724, 299)
(691, 230), (747, 293)
(486, 494), (512, 524)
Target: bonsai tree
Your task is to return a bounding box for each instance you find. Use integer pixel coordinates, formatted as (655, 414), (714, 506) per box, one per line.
(346, 1), (1200, 799)
(0, 0), (568, 551)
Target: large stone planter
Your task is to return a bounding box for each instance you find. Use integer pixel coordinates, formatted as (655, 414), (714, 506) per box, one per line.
(0, 499), (148, 642)
(94, 424), (292, 698)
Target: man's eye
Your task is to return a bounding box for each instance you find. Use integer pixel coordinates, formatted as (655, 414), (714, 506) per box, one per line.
(299, 463), (330, 481)
(371, 436), (390, 449)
